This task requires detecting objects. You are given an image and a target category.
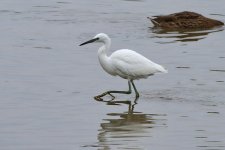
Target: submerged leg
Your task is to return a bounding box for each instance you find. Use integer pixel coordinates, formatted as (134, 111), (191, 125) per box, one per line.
(94, 81), (132, 101)
(130, 80), (139, 99)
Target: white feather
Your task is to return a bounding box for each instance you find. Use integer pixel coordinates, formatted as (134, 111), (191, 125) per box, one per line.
(109, 49), (167, 79)
(80, 33), (167, 98)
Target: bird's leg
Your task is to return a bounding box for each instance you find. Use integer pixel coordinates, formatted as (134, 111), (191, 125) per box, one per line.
(94, 81), (132, 101)
(131, 80), (139, 99)
(106, 80), (132, 95)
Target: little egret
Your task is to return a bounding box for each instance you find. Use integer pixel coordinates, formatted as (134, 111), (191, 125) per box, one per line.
(79, 33), (167, 100)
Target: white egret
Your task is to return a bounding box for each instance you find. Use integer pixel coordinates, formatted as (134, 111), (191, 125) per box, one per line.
(79, 33), (167, 100)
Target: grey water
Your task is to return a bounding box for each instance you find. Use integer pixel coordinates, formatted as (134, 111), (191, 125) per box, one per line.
(0, 0), (225, 149)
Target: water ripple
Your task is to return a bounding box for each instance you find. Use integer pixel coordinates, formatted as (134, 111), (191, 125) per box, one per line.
(149, 27), (224, 43)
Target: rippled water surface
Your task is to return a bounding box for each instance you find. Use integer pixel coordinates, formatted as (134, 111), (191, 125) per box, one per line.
(0, 0), (225, 150)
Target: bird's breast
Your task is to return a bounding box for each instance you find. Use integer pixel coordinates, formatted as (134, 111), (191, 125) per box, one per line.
(98, 55), (117, 76)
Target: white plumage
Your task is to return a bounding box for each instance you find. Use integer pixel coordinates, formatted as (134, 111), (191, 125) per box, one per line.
(110, 49), (167, 79)
(79, 33), (167, 100)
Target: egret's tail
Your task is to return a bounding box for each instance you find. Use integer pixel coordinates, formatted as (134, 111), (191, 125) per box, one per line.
(156, 64), (168, 73)
(161, 67), (168, 73)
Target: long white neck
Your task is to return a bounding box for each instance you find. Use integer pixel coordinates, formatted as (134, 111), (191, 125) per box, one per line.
(97, 38), (115, 76)
(97, 37), (111, 56)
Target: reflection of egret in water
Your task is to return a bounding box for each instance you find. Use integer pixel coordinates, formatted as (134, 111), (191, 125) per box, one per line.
(96, 99), (167, 150)
(149, 27), (224, 43)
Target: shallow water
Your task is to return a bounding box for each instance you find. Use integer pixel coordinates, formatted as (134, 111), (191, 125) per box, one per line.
(0, 0), (225, 150)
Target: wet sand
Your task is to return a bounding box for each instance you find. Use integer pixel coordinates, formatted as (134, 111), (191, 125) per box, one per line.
(0, 0), (225, 149)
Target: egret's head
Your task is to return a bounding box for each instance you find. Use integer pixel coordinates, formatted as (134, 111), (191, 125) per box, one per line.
(79, 33), (110, 46)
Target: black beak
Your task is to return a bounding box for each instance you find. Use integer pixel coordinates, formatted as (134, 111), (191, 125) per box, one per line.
(79, 38), (99, 46)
